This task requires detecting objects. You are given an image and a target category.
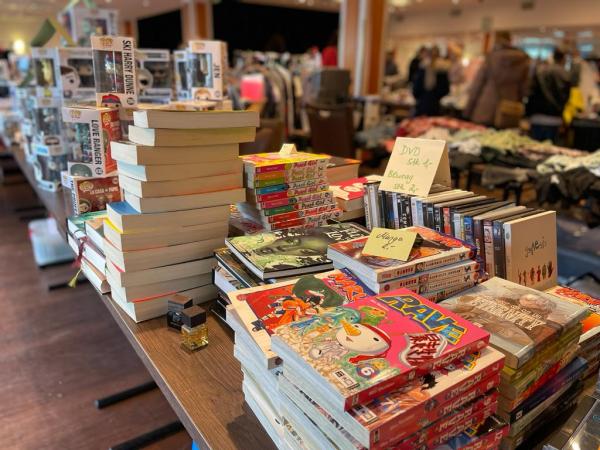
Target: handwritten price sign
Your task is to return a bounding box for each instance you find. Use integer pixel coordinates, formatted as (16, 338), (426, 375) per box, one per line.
(379, 138), (451, 196)
(362, 228), (418, 261)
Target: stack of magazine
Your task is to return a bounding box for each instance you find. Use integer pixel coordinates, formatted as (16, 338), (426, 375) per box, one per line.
(441, 278), (589, 449)
(102, 108), (259, 322)
(327, 225), (482, 300)
(236, 147), (341, 231)
(67, 211), (110, 293)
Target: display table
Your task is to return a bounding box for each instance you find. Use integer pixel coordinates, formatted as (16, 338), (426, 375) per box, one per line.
(12, 147), (275, 450)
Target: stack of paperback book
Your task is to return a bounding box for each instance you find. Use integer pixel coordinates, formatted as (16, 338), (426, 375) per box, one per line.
(546, 285), (600, 379)
(441, 277), (589, 450)
(236, 145), (341, 231)
(67, 211), (110, 293)
(271, 289), (507, 449)
(329, 176), (381, 222)
(102, 108), (258, 322)
(327, 225), (482, 300)
(364, 181), (558, 290)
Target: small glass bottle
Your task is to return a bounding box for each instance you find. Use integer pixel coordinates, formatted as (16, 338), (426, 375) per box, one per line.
(180, 306), (208, 351)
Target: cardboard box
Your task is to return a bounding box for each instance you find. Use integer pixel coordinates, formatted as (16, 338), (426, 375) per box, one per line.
(31, 47), (61, 98)
(91, 35), (138, 107)
(187, 40), (227, 101)
(173, 49), (191, 100)
(32, 154), (68, 192)
(62, 105), (122, 177)
(31, 96), (65, 155)
(71, 174), (121, 214)
(58, 6), (118, 47)
(136, 48), (172, 100)
(55, 47), (95, 100)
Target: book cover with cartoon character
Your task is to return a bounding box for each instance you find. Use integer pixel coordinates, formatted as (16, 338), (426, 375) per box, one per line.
(228, 269), (375, 368)
(441, 277), (588, 370)
(327, 226), (475, 283)
(272, 288), (490, 411)
(546, 285), (600, 342)
(225, 222), (369, 279)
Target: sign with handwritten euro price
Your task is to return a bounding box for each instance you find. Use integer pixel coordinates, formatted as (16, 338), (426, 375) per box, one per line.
(379, 137), (451, 197)
(362, 228), (418, 262)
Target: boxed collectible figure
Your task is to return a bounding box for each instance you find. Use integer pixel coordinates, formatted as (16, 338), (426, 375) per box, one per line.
(187, 40), (227, 101)
(59, 6), (118, 47)
(136, 49), (172, 100)
(32, 153), (68, 192)
(31, 96), (65, 155)
(55, 47), (95, 100)
(71, 175), (121, 214)
(91, 35), (138, 107)
(62, 105), (122, 177)
(31, 47), (61, 98)
(173, 49), (191, 100)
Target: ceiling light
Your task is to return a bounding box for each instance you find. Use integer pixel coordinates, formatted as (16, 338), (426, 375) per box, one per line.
(451, 0), (460, 4)
(13, 39), (25, 55)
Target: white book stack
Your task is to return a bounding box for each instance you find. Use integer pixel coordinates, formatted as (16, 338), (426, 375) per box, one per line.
(104, 107), (259, 322)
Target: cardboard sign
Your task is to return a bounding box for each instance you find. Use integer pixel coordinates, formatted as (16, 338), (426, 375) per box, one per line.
(362, 228), (418, 261)
(379, 137), (451, 196)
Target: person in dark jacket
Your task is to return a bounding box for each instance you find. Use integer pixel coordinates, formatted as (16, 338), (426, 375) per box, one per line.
(465, 31), (529, 126)
(408, 46), (427, 85)
(412, 46), (450, 116)
(527, 48), (571, 143)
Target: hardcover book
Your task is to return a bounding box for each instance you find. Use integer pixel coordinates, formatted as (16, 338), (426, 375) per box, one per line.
(225, 222), (368, 279)
(327, 226), (475, 283)
(441, 277), (588, 369)
(272, 289), (490, 412)
(227, 269), (374, 368)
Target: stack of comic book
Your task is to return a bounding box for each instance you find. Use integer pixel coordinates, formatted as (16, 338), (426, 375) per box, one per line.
(236, 145), (342, 231)
(327, 225), (483, 300)
(271, 289), (506, 450)
(441, 278), (589, 450)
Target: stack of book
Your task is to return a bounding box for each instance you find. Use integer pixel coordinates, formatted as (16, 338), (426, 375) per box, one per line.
(323, 155), (361, 184)
(236, 146), (341, 231)
(102, 108), (259, 322)
(327, 225), (482, 300)
(271, 288), (506, 449)
(441, 277), (589, 450)
(329, 176), (381, 222)
(546, 285), (600, 379)
(67, 211), (110, 293)
(365, 181), (558, 290)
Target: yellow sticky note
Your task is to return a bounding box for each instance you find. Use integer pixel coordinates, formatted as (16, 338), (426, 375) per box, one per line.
(362, 228), (418, 262)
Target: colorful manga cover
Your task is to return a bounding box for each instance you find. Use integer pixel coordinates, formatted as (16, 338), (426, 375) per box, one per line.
(328, 226), (475, 282)
(228, 269), (375, 368)
(441, 277), (588, 370)
(225, 222), (369, 278)
(546, 285), (600, 342)
(272, 288), (490, 411)
(241, 152), (330, 174)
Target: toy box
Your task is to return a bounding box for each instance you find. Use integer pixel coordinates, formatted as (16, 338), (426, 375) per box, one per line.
(173, 49), (191, 100)
(58, 6), (119, 47)
(70, 174), (121, 214)
(62, 105), (122, 177)
(32, 153), (68, 192)
(31, 47), (61, 98)
(187, 40), (227, 101)
(91, 35), (138, 108)
(55, 47), (95, 100)
(136, 48), (172, 100)
(31, 96), (65, 155)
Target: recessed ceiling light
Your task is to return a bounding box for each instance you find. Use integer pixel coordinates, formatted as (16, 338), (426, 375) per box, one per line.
(451, 0), (460, 4)
(142, 0), (150, 6)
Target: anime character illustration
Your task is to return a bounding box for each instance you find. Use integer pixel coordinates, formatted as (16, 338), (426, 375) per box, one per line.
(358, 305), (388, 326)
(336, 320), (392, 364)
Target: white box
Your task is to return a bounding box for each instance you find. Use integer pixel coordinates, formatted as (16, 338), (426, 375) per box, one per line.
(187, 40), (227, 101)
(31, 47), (61, 98)
(31, 96), (65, 155)
(58, 6), (119, 47)
(173, 49), (191, 100)
(55, 47), (95, 100)
(136, 48), (172, 100)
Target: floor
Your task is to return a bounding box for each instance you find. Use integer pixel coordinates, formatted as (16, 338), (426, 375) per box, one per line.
(0, 168), (191, 449)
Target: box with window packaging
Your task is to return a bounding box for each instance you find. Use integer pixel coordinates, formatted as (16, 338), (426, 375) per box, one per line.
(70, 174), (121, 214)
(173, 49), (191, 100)
(91, 35), (138, 108)
(187, 40), (227, 101)
(32, 153), (69, 192)
(31, 47), (61, 98)
(62, 105), (122, 177)
(58, 6), (119, 47)
(55, 47), (95, 101)
(136, 48), (172, 101)
(31, 96), (65, 155)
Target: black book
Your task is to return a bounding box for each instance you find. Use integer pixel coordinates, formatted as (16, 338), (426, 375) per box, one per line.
(459, 201), (514, 243)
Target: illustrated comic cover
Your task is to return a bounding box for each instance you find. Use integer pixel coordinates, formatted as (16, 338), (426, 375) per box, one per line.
(225, 222), (368, 278)
(328, 226), (475, 282)
(241, 152), (330, 174)
(441, 277), (588, 369)
(546, 285), (600, 342)
(228, 269), (375, 368)
(272, 288), (490, 411)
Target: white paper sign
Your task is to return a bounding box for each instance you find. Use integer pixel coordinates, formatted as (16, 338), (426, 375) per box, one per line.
(379, 137), (451, 196)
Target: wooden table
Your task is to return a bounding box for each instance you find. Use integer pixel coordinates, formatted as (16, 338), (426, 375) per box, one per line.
(12, 147), (275, 450)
